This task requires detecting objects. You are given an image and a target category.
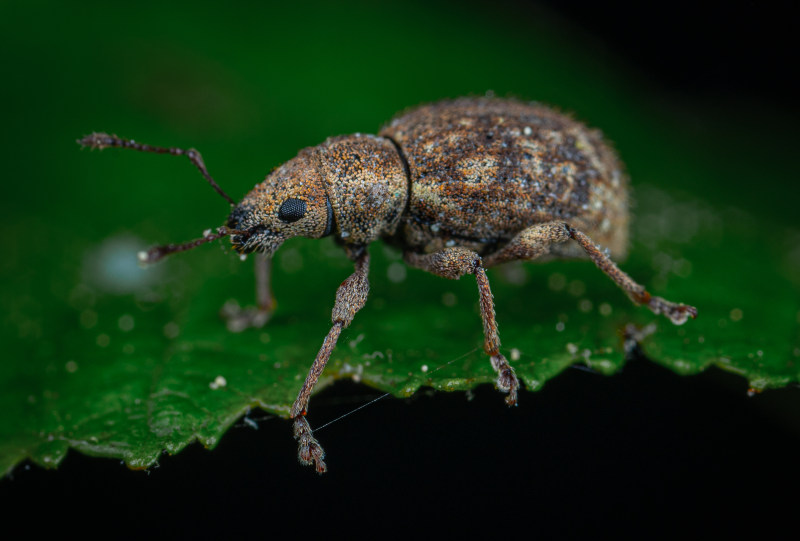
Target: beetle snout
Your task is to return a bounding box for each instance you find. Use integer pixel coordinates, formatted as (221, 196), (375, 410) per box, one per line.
(227, 203), (255, 231)
(227, 204), (261, 254)
(228, 225), (270, 254)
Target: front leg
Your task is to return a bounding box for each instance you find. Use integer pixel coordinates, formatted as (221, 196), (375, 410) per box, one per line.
(222, 253), (275, 332)
(291, 248), (370, 473)
(405, 248), (520, 406)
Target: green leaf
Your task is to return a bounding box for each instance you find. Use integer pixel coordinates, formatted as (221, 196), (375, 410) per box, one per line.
(1, 0), (797, 476)
(2, 181), (797, 474)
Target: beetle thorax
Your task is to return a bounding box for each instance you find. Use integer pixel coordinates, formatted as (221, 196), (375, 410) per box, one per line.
(317, 134), (408, 245)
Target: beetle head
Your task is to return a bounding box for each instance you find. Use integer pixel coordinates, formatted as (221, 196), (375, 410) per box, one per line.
(132, 134), (407, 265)
(227, 147), (333, 257)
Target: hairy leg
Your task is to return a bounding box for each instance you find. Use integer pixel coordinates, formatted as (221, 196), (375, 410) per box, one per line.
(222, 253), (275, 332)
(291, 249), (370, 473)
(405, 248), (519, 406)
(483, 221), (697, 325)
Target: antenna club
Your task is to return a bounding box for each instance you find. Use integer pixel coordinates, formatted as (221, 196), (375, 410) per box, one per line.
(77, 132), (115, 150)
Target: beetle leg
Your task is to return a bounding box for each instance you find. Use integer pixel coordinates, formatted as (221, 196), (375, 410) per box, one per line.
(482, 221), (572, 267)
(405, 248), (519, 406)
(483, 221), (697, 325)
(221, 253), (275, 332)
(290, 250), (370, 473)
(254, 253), (275, 314)
(567, 227), (697, 324)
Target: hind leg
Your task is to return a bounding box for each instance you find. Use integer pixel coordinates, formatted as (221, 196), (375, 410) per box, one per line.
(404, 248), (519, 406)
(483, 221), (697, 325)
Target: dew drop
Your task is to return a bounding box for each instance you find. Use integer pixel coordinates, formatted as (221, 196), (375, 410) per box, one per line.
(96, 334), (110, 347)
(118, 314), (135, 332)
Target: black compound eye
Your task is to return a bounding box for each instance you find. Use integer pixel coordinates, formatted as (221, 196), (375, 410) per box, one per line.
(278, 198), (307, 223)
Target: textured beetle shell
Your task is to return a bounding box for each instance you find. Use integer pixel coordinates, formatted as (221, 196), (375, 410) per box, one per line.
(318, 134), (407, 245)
(229, 146), (331, 254)
(229, 134), (407, 254)
(229, 97), (629, 263)
(379, 98), (629, 259)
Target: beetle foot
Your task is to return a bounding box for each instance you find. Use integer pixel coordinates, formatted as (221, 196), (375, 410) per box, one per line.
(647, 296), (698, 326)
(490, 353), (519, 406)
(293, 416), (327, 474)
(221, 299), (271, 332)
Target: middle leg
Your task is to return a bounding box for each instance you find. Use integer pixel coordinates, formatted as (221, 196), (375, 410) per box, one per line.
(405, 248), (519, 406)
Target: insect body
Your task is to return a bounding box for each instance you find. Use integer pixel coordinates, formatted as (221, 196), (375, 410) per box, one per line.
(80, 97), (697, 474)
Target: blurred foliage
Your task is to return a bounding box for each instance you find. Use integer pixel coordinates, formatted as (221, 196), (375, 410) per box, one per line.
(0, 0), (797, 475)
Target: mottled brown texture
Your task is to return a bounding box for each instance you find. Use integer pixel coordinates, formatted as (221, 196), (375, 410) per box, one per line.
(289, 252), (370, 473)
(568, 228), (697, 324)
(330, 251), (370, 327)
(228, 147), (331, 255)
(293, 416), (326, 474)
(82, 97), (696, 474)
(490, 354), (518, 406)
(319, 135), (407, 245)
(380, 98), (628, 259)
(403, 247), (520, 406)
(290, 252), (370, 419)
(227, 134), (406, 255)
(403, 246), (479, 280)
(482, 220), (571, 267)
(227, 97), (627, 264)
(290, 322), (343, 418)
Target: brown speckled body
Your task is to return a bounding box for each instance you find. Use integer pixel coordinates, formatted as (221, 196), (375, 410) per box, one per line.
(228, 97), (628, 266)
(380, 98), (628, 260)
(81, 97), (697, 475)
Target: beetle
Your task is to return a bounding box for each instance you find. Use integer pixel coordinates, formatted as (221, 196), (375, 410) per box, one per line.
(80, 97), (697, 474)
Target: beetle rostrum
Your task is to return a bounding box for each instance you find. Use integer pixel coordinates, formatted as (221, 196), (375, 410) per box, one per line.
(80, 97), (697, 475)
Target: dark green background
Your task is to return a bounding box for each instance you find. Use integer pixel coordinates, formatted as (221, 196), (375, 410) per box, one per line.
(1, 0), (797, 537)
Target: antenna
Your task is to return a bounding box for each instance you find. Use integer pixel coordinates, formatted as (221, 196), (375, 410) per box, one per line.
(137, 226), (249, 264)
(78, 132), (236, 205)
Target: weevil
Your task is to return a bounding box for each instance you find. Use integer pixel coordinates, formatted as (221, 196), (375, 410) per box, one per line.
(79, 97), (697, 474)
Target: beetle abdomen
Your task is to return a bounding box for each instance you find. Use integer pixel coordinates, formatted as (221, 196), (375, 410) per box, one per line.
(379, 98), (628, 258)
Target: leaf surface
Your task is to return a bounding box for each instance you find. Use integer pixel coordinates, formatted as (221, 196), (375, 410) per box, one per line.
(1, 0), (797, 476)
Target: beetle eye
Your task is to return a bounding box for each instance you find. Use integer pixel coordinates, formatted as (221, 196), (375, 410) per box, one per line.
(278, 198), (307, 223)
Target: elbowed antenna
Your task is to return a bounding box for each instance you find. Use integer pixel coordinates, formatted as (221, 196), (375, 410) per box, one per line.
(138, 226), (249, 264)
(77, 132), (236, 205)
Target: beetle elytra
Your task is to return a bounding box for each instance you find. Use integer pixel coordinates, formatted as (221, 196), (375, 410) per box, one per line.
(80, 97), (697, 474)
